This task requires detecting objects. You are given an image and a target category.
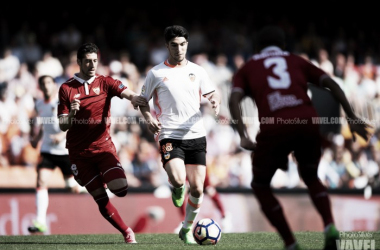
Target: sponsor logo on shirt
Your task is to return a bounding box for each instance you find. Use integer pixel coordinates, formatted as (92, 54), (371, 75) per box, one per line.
(93, 87), (100, 95)
(189, 73), (195, 82)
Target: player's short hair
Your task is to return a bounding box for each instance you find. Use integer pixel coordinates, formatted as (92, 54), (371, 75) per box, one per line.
(257, 25), (286, 51)
(164, 25), (189, 43)
(38, 75), (54, 87)
(77, 43), (99, 60)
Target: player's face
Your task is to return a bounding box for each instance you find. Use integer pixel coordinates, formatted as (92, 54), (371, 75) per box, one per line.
(78, 52), (98, 78)
(167, 37), (188, 63)
(39, 77), (56, 100)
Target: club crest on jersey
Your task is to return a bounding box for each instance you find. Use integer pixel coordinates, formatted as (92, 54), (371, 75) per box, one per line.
(74, 93), (81, 99)
(93, 87), (100, 95)
(141, 85), (146, 95)
(118, 83), (125, 89)
(189, 73), (196, 82)
(164, 152), (170, 160)
(165, 143), (173, 152)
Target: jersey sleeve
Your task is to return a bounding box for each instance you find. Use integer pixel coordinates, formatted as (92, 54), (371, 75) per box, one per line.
(299, 56), (328, 87)
(199, 67), (215, 96)
(140, 70), (156, 101)
(57, 85), (70, 117)
(106, 76), (128, 98)
(231, 65), (247, 94)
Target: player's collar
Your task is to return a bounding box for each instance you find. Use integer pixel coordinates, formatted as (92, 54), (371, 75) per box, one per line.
(261, 46), (282, 53)
(73, 73), (96, 85)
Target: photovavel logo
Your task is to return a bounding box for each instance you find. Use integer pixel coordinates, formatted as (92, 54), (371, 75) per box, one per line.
(337, 232), (376, 250)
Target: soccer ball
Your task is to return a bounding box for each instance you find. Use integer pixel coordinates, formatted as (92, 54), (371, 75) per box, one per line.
(193, 218), (222, 245)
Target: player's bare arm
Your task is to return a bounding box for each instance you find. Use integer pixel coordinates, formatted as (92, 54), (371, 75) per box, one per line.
(203, 91), (221, 116)
(138, 105), (161, 135)
(321, 77), (373, 141)
(50, 131), (67, 144)
(121, 89), (148, 108)
(59, 99), (80, 132)
(229, 91), (256, 151)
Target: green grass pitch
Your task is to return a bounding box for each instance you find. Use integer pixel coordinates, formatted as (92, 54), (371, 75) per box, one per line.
(1, 231), (380, 250)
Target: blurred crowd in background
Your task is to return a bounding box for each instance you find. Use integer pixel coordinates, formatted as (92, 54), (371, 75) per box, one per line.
(1, 7), (380, 191)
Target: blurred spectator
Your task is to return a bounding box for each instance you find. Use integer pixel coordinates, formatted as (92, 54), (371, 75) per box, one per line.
(58, 24), (82, 54)
(0, 47), (20, 82)
(34, 50), (64, 79)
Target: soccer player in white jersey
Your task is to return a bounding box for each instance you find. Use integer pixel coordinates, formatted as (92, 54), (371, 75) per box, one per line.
(28, 75), (85, 234)
(138, 25), (221, 244)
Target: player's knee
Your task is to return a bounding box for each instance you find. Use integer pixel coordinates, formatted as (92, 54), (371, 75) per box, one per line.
(110, 186), (128, 197)
(189, 185), (203, 198)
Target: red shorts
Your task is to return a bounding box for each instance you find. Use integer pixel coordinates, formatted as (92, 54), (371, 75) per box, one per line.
(68, 145), (126, 192)
(252, 123), (322, 183)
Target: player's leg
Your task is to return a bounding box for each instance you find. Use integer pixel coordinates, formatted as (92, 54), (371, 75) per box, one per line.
(56, 154), (87, 193)
(251, 134), (299, 250)
(178, 137), (207, 244)
(28, 154), (54, 233)
(160, 139), (187, 207)
(295, 128), (338, 250)
(204, 173), (226, 218)
(71, 150), (136, 244)
(97, 150), (136, 243)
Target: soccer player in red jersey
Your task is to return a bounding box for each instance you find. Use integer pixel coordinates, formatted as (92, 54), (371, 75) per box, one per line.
(229, 26), (372, 250)
(57, 43), (147, 244)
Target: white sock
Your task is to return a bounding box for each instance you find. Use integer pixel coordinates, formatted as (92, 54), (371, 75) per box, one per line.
(35, 188), (48, 225)
(183, 194), (203, 229)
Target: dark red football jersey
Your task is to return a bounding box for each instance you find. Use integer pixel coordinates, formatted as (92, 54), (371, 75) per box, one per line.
(58, 74), (128, 151)
(232, 46), (328, 131)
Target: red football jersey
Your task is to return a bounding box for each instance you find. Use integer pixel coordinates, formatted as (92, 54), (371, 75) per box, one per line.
(58, 74), (128, 151)
(232, 46), (328, 131)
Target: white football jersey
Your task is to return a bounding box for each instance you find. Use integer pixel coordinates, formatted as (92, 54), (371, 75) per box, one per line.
(141, 60), (215, 141)
(35, 96), (68, 155)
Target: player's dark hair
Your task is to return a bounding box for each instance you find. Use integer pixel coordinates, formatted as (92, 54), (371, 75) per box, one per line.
(164, 25), (189, 43)
(38, 75), (54, 87)
(77, 43), (99, 60)
(257, 25), (286, 51)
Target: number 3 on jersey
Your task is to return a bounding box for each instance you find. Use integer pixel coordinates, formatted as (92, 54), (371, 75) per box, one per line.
(264, 57), (290, 89)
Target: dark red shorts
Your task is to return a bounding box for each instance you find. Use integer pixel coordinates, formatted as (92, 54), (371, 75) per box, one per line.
(68, 145), (126, 191)
(252, 123), (322, 183)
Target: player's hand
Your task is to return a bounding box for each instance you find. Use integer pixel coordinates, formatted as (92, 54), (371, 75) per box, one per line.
(70, 99), (80, 115)
(347, 116), (373, 142)
(147, 119), (161, 135)
(131, 96), (148, 110)
(240, 137), (256, 151)
(208, 94), (220, 116)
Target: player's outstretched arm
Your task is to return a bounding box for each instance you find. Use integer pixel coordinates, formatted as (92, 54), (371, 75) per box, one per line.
(139, 105), (161, 135)
(321, 77), (373, 141)
(229, 91), (256, 150)
(121, 89), (148, 109)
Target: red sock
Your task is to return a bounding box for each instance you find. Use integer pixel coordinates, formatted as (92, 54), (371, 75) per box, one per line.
(210, 192), (225, 218)
(132, 215), (148, 233)
(252, 185), (295, 246)
(179, 194), (187, 219)
(95, 195), (128, 235)
(306, 178), (334, 227)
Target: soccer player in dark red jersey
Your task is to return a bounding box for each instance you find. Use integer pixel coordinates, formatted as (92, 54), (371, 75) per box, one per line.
(57, 43), (147, 244)
(229, 26), (372, 250)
